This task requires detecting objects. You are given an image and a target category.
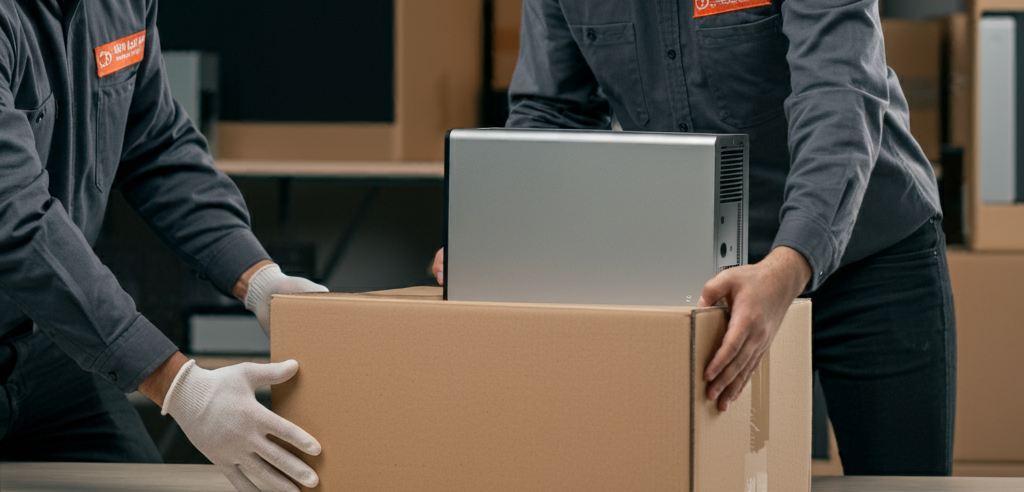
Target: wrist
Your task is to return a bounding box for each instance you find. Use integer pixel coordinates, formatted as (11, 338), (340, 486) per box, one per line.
(244, 263), (287, 315)
(138, 351), (189, 408)
(766, 246), (813, 297)
(232, 260), (275, 301)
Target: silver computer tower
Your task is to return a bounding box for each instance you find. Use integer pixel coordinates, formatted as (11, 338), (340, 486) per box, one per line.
(445, 128), (748, 306)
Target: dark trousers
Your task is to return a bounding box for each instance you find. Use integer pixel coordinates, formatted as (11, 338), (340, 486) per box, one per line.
(0, 326), (162, 462)
(811, 217), (956, 475)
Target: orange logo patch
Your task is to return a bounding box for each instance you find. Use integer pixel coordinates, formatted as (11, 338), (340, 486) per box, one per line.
(94, 30), (146, 77)
(694, 0), (771, 18)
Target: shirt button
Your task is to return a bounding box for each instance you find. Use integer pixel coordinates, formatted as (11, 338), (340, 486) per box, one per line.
(586, 28), (597, 41)
(108, 371), (118, 382)
(667, 49), (677, 60)
(678, 123), (688, 132)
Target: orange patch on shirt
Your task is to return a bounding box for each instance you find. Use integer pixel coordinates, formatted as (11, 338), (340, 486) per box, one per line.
(694, 0), (772, 18)
(94, 30), (146, 78)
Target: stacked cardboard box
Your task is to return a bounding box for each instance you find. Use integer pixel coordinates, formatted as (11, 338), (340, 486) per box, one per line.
(882, 19), (945, 162)
(948, 250), (1024, 477)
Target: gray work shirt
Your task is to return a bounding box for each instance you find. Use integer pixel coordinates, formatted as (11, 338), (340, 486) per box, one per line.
(509, 0), (942, 291)
(0, 0), (269, 392)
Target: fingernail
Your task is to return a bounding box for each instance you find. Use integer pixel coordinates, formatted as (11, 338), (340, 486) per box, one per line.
(698, 296), (706, 307)
(437, 272), (444, 285)
(724, 401), (730, 412)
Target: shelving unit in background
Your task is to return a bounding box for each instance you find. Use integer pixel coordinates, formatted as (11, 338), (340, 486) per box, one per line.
(964, 0), (1024, 249)
(215, 0), (483, 164)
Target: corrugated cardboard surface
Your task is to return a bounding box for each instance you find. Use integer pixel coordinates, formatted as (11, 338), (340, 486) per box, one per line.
(271, 289), (810, 491)
(767, 298), (814, 491)
(882, 19), (943, 161)
(948, 250), (1024, 462)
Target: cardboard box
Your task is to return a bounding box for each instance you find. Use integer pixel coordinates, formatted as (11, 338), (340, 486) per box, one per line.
(948, 13), (972, 148)
(947, 250), (1024, 463)
(491, 0), (523, 90)
(271, 287), (812, 491)
(882, 19), (944, 162)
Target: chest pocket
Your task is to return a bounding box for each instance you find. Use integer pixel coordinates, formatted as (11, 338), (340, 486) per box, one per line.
(94, 76), (136, 192)
(696, 14), (791, 128)
(569, 22), (650, 128)
(18, 93), (57, 165)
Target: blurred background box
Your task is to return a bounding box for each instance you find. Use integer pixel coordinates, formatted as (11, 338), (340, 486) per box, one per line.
(164, 51), (219, 156)
(188, 314), (268, 356)
(882, 18), (944, 162)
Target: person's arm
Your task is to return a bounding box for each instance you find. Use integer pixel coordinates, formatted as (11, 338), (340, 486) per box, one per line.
(0, 14), (178, 396)
(701, 0), (892, 410)
(773, 0), (890, 289)
(114, 11), (269, 298)
(506, 0), (611, 129)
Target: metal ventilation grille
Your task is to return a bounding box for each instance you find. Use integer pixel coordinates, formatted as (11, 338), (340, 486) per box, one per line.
(719, 147), (744, 204)
(736, 201), (743, 264)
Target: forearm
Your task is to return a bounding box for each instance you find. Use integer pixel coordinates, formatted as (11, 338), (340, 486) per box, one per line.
(140, 258), (276, 407)
(777, 0), (889, 289)
(763, 246), (813, 298)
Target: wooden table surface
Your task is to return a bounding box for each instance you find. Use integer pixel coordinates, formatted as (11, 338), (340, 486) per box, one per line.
(2, 463), (1023, 491)
(812, 476), (1024, 491)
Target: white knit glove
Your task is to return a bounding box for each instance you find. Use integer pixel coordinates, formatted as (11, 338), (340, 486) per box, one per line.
(245, 263), (328, 336)
(162, 359), (320, 492)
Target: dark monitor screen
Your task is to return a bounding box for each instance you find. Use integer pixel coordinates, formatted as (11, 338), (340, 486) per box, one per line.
(157, 1), (394, 122)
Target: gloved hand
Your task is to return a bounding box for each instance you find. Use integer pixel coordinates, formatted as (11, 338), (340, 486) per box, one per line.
(162, 359), (320, 492)
(245, 263), (328, 336)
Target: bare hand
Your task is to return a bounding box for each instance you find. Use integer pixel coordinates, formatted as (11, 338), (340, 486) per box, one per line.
(432, 248), (445, 286)
(698, 246), (811, 411)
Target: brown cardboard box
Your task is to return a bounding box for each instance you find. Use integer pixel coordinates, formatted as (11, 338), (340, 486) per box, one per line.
(271, 287), (812, 491)
(948, 250), (1024, 464)
(882, 19), (943, 162)
(947, 13), (971, 148)
(492, 0), (523, 90)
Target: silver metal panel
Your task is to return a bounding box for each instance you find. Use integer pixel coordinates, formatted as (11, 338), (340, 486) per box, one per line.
(980, 16), (1017, 203)
(446, 128), (746, 306)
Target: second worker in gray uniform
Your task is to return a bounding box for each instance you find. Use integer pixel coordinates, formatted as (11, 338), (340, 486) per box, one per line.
(434, 0), (957, 475)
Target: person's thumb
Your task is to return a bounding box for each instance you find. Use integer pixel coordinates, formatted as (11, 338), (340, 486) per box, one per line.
(240, 359), (299, 388)
(699, 270), (733, 307)
(285, 277), (328, 294)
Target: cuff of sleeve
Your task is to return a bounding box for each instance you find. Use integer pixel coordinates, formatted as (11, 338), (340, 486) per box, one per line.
(161, 359), (212, 419)
(771, 212), (838, 292)
(203, 230), (271, 296)
(90, 315), (180, 393)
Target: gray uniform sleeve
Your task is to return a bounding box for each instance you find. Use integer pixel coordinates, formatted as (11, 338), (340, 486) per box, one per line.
(773, 0), (890, 290)
(506, 0), (612, 129)
(0, 17), (177, 392)
(116, 7), (270, 295)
